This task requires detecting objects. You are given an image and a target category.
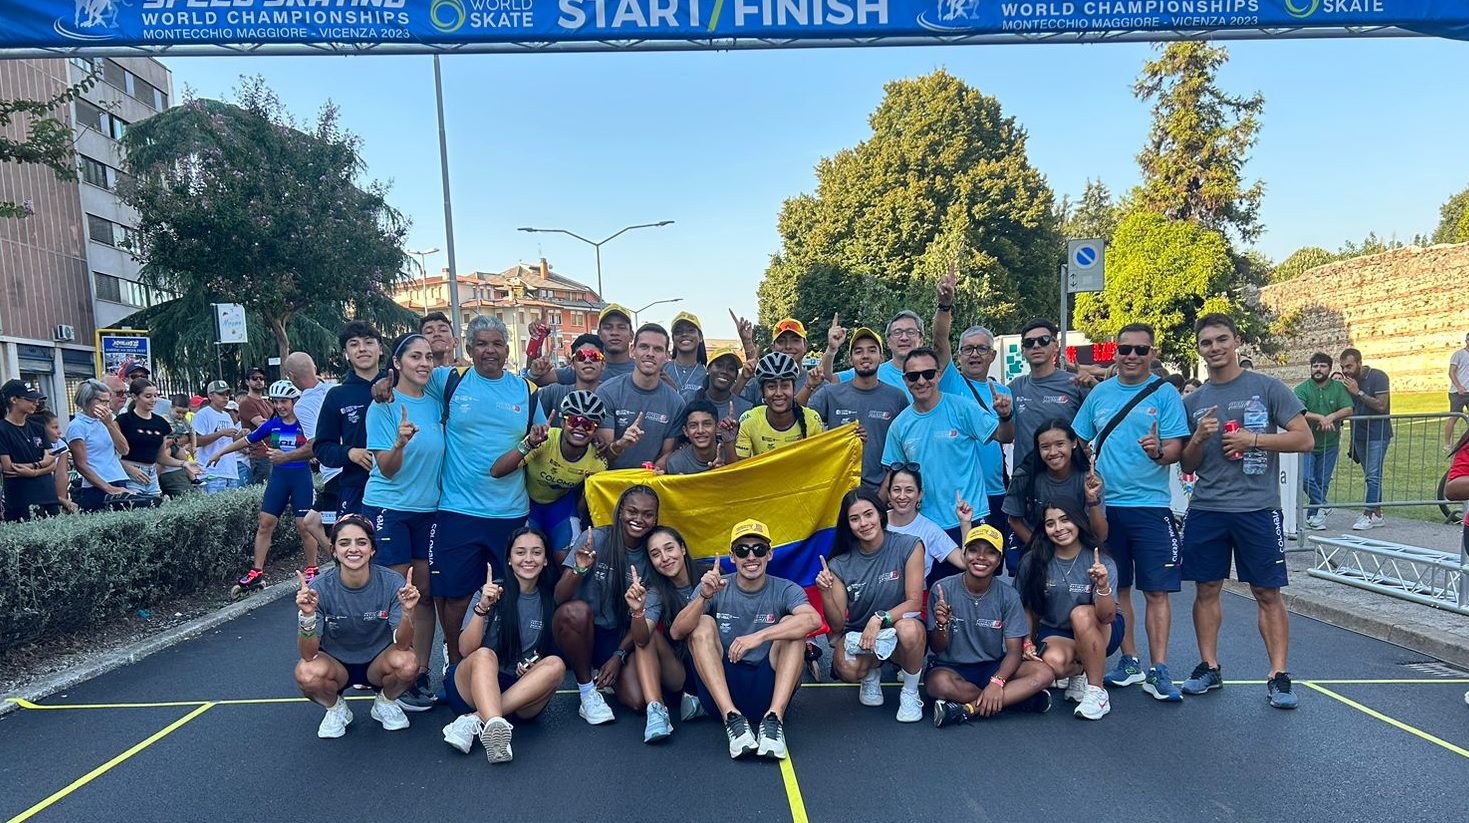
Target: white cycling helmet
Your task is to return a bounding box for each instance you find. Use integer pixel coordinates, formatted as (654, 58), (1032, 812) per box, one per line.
(267, 379), (301, 400)
(754, 352), (800, 384)
(560, 389), (608, 424)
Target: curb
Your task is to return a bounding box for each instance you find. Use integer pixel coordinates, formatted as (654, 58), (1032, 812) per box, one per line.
(0, 578), (297, 720)
(1223, 580), (1469, 671)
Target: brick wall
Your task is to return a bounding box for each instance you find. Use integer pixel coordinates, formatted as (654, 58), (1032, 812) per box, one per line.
(1256, 243), (1469, 392)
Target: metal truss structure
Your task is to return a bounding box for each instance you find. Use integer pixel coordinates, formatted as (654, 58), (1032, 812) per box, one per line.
(1308, 534), (1469, 616)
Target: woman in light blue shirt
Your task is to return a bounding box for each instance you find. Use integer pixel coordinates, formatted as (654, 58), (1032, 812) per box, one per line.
(363, 333), (446, 710)
(65, 378), (130, 511)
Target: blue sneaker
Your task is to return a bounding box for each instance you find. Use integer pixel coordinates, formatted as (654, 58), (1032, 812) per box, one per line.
(1267, 672), (1299, 710)
(1142, 665), (1183, 702)
(1181, 661), (1224, 695)
(1104, 655), (1145, 688)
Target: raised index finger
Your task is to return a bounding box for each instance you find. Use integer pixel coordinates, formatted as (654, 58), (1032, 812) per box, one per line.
(631, 412), (644, 429)
(819, 555), (830, 572)
(404, 567), (413, 588)
(297, 570), (308, 590)
(630, 565), (641, 585)
(401, 405), (409, 422)
(1093, 547), (1100, 566)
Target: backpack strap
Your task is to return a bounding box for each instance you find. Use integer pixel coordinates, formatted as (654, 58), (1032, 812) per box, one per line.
(1092, 378), (1166, 458)
(440, 366), (471, 426)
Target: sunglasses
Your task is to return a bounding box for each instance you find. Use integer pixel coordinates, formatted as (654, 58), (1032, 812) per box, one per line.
(1116, 344), (1152, 357)
(731, 543), (770, 558)
(572, 349), (605, 363)
(1021, 335), (1054, 349)
(888, 461), (921, 476)
(565, 414), (599, 433)
(903, 368), (938, 383)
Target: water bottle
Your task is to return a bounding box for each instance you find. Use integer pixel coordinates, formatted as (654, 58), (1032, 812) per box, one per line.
(1243, 395), (1268, 476)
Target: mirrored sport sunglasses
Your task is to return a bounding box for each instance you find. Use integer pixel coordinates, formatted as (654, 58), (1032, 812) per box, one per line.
(565, 414), (599, 433)
(1116, 344), (1152, 357)
(573, 349), (605, 363)
(902, 368), (938, 384)
(731, 543), (770, 558)
(1020, 334), (1054, 349)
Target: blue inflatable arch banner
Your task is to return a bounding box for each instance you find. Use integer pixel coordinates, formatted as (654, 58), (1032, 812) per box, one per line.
(1, 1), (1466, 55)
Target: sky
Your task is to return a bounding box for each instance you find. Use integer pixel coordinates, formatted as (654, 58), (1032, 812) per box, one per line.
(161, 36), (1469, 341)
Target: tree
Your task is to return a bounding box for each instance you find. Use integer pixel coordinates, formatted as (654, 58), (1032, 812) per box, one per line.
(756, 70), (1060, 338)
(1073, 210), (1244, 368)
(1061, 179), (1121, 244)
(1432, 184), (1469, 244)
(120, 77), (411, 362)
(1, 67), (98, 219)
(1134, 43), (1265, 245)
(1270, 246), (1338, 283)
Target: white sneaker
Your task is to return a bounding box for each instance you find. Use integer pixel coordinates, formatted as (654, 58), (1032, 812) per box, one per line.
(317, 698), (353, 739)
(442, 713), (483, 754)
(1352, 514), (1373, 531)
(1306, 514), (1327, 531)
(1463, 689), (1469, 707)
(1051, 678), (1068, 690)
(896, 689), (923, 723)
(578, 689), (616, 725)
(680, 691), (707, 722)
(1065, 675), (1088, 703)
(371, 693), (410, 731)
(479, 716), (514, 763)
(1369, 513), (1385, 528)
(1074, 685), (1111, 720)
(858, 669), (884, 706)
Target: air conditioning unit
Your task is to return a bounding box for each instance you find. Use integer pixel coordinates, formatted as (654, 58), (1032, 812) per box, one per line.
(54, 324), (77, 342)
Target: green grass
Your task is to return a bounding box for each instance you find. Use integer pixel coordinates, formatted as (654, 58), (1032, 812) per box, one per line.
(1313, 391), (1463, 525)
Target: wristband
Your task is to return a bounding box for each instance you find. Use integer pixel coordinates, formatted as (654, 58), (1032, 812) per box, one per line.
(517, 440), (532, 457)
(298, 627), (316, 638)
(1095, 586), (1113, 598)
(630, 609), (646, 620)
(473, 607), (491, 617)
(998, 413), (1012, 422)
(570, 564), (590, 576)
(989, 676), (1006, 688)
(1085, 499), (1101, 508)
(297, 610), (317, 629)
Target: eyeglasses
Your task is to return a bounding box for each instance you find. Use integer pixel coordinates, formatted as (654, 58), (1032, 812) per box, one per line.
(565, 414), (599, 433)
(959, 344), (993, 355)
(889, 328), (921, 339)
(572, 349), (605, 363)
(1021, 335), (1054, 349)
(1116, 344), (1152, 357)
(902, 369), (938, 383)
(731, 543), (770, 558)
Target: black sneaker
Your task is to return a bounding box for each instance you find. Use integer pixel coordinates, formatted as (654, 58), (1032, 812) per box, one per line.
(724, 712), (758, 759)
(1015, 690), (1053, 714)
(397, 672), (435, 713)
(756, 712), (787, 760)
(1267, 672), (1299, 710)
(933, 700), (969, 728)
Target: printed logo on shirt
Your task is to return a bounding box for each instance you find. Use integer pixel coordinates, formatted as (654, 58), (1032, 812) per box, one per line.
(754, 612), (778, 625)
(526, 618), (544, 633)
(495, 401), (523, 413)
(879, 570), (901, 582)
(866, 410), (894, 422)
(846, 581), (867, 599)
(345, 403), (364, 425)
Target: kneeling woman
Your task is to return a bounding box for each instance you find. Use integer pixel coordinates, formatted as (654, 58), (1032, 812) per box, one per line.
(815, 488), (927, 723)
(927, 525), (1055, 727)
(553, 484), (660, 727)
(293, 515), (421, 739)
(1015, 501), (1121, 721)
(627, 525), (710, 743)
(442, 527), (566, 764)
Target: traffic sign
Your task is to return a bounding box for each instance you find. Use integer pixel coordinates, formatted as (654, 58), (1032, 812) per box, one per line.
(1065, 238), (1105, 293)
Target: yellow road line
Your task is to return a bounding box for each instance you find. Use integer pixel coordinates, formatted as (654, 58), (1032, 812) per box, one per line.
(6, 698), (209, 710)
(1303, 683), (1469, 760)
(6, 702), (216, 823)
(779, 752), (809, 823)
(1308, 679), (1469, 685)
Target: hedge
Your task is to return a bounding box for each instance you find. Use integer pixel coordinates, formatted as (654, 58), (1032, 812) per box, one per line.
(0, 487), (301, 654)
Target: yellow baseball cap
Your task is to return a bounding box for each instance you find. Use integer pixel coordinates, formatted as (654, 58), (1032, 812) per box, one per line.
(707, 346), (743, 367)
(671, 311), (703, 333)
(849, 326), (884, 354)
(730, 519), (771, 544)
(964, 524), (1004, 552)
(773, 318), (807, 340)
(599, 303), (632, 324)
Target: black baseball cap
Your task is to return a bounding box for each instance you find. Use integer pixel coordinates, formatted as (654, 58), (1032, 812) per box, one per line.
(2, 380), (41, 401)
(125, 363), (151, 377)
(245, 366), (267, 379)
(570, 333), (605, 352)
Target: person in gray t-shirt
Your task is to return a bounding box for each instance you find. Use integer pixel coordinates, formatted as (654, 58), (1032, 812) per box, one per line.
(926, 527), (1054, 726)
(1009, 369), (1088, 468)
(663, 399), (734, 475)
(596, 372), (686, 470)
(293, 518), (420, 738)
(1181, 370), (1307, 513)
(809, 379), (908, 488)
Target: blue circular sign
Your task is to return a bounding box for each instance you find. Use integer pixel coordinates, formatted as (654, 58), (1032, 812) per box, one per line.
(1074, 245), (1098, 268)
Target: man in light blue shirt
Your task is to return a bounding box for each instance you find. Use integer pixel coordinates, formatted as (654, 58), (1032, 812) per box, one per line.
(881, 348), (999, 546)
(1069, 323), (1190, 702)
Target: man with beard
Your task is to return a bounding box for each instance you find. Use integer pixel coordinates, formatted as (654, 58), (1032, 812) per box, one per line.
(809, 327), (908, 490)
(825, 310), (928, 401)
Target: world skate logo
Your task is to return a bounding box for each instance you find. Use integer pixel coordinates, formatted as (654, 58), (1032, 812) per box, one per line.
(919, 0), (984, 32)
(56, 0), (129, 41)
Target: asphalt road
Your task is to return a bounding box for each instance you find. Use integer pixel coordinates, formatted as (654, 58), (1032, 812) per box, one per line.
(3, 589), (1467, 823)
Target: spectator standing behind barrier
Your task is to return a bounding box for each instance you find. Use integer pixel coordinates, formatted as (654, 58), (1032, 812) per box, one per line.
(194, 381), (244, 494)
(1446, 332), (1469, 452)
(1441, 440), (1469, 708)
(103, 374), (128, 416)
(67, 378), (133, 510)
(116, 378), (178, 500)
(1179, 313), (1314, 709)
(238, 366), (274, 485)
(1294, 353), (1354, 531)
(1338, 348), (1391, 530)
(1007, 319), (1092, 469)
(0, 380), (62, 520)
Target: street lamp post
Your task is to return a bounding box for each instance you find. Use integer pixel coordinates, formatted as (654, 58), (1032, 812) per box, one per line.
(407, 246), (440, 312)
(517, 220), (674, 298)
(632, 298), (683, 326)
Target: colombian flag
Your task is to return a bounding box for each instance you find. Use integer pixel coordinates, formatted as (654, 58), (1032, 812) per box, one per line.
(585, 423), (863, 628)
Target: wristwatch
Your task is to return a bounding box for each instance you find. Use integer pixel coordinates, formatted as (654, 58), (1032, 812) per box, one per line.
(614, 648), (628, 662)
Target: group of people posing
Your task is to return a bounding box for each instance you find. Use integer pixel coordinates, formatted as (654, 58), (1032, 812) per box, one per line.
(272, 272), (1318, 767)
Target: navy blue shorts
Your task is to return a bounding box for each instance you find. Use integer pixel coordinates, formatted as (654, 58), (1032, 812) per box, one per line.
(442, 660), (517, 716)
(697, 659), (778, 720)
(428, 511), (526, 599)
(334, 646), (390, 694)
(529, 493), (581, 556)
(261, 466), (313, 518)
(1037, 613), (1126, 658)
(1181, 508), (1289, 589)
(363, 505), (436, 569)
(592, 625), (624, 669)
(927, 658), (1002, 688)
(1104, 507), (1181, 592)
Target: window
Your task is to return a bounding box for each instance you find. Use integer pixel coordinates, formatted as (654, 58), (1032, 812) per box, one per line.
(571, 311), (584, 327)
(78, 155), (112, 189)
(102, 60), (128, 91)
(547, 311), (563, 326)
(152, 87), (167, 110)
(75, 99), (107, 133)
(94, 273), (159, 308)
(87, 214), (116, 246)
